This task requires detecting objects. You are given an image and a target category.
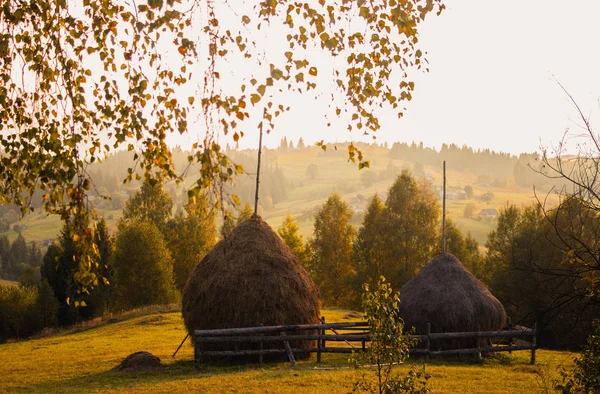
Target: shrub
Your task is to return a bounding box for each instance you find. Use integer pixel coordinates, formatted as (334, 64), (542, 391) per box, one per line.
(556, 320), (600, 393)
(0, 284), (40, 342)
(351, 276), (431, 394)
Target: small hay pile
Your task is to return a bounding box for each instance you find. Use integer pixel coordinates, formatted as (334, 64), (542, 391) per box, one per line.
(398, 253), (507, 349)
(182, 215), (321, 362)
(113, 351), (162, 372)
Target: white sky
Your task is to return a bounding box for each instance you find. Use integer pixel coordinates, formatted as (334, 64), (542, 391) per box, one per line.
(168, 0), (600, 156)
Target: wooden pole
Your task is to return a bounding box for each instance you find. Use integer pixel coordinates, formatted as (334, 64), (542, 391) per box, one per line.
(254, 115), (264, 216)
(281, 332), (297, 366)
(172, 333), (189, 358)
(317, 319), (322, 363)
(258, 339), (264, 365)
(320, 316), (326, 351)
(442, 161), (446, 253)
(531, 322), (537, 364)
(425, 323), (431, 362)
(508, 317), (513, 354)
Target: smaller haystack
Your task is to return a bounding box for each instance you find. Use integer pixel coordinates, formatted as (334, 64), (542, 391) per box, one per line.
(398, 253), (506, 348)
(182, 215), (321, 362)
(113, 351), (163, 372)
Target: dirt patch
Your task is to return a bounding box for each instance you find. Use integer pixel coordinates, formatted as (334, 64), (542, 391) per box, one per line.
(136, 316), (168, 326)
(343, 312), (363, 319)
(113, 351), (163, 372)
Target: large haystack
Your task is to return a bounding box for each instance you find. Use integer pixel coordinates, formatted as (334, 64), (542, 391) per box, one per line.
(398, 253), (506, 348)
(182, 215), (321, 362)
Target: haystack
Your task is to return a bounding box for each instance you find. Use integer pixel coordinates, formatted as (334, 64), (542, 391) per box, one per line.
(113, 351), (163, 372)
(182, 215), (321, 362)
(398, 253), (506, 349)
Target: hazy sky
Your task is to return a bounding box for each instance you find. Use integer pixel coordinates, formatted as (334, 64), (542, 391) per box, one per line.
(168, 1), (600, 156)
(221, 0), (600, 156)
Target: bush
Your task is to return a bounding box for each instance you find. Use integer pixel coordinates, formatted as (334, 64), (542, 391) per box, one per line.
(556, 320), (600, 393)
(351, 277), (431, 394)
(0, 284), (40, 342)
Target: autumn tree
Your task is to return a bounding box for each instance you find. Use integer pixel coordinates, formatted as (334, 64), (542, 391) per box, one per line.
(306, 163), (319, 180)
(278, 213), (310, 271)
(444, 219), (483, 278)
(123, 179), (174, 234)
(381, 171), (439, 288)
(463, 202), (476, 219)
(6, 233), (28, 280)
(464, 185), (474, 199)
(353, 194), (387, 305)
(485, 202), (600, 349)
(167, 194), (217, 292)
(41, 218), (113, 324)
(112, 219), (176, 310)
(310, 193), (356, 306)
(0, 0), (444, 296)
(219, 202), (254, 239)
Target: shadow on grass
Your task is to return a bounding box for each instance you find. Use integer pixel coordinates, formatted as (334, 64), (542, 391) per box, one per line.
(15, 359), (280, 394)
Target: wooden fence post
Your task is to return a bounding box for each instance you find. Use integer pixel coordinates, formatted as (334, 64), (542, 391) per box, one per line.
(507, 317), (513, 354)
(320, 316), (326, 352)
(258, 334), (264, 365)
(317, 318), (322, 363)
(281, 331), (297, 367)
(194, 336), (201, 370)
(425, 323), (431, 362)
(530, 322), (537, 364)
(476, 325), (482, 361)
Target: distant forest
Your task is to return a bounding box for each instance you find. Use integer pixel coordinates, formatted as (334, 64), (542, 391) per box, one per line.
(0, 139), (565, 237)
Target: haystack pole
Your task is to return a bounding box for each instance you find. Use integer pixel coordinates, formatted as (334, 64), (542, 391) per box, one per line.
(253, 114), (265, 216)
(442, 160), (446, 253)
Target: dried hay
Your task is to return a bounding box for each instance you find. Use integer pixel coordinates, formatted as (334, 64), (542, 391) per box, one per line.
(398, 253), (507, 349)
(113, 351), (162, 372)
(182, 215), (321, 362)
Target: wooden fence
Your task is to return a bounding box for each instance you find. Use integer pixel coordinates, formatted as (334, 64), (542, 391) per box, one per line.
(193, 317), (537, 368)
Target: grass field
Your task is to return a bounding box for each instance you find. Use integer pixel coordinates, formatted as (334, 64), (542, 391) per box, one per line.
(0, 307), (575, 393)
(0, 279), (18, 287)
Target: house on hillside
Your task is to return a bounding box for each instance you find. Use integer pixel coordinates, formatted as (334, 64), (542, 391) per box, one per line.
(477, 208), (499, 221)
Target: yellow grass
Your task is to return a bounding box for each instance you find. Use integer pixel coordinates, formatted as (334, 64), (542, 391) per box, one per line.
(0, 308), (575, 393)
(0, 279), (18, 287)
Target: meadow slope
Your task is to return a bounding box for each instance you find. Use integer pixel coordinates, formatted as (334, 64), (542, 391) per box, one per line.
(0, 308), (575, 394)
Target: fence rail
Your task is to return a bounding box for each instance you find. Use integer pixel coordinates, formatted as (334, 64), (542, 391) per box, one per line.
(193, 317), (537, 368)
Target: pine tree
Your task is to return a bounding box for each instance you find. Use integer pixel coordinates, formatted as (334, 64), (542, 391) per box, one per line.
(8, 233), (28, 279)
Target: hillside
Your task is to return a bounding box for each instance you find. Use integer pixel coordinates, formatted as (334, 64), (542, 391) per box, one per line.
(0, 143), (559, 249)
(0, 307), (575, 393)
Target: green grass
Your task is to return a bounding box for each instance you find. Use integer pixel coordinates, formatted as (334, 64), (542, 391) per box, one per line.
(0, 308), (575, 393)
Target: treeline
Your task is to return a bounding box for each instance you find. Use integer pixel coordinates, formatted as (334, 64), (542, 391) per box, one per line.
(389, 141), (516, 179)
(278, 170), (597, 350)
(0, 180), (216, 342)
(0, 233), (43, 283)
(279, 170), (483, 307)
